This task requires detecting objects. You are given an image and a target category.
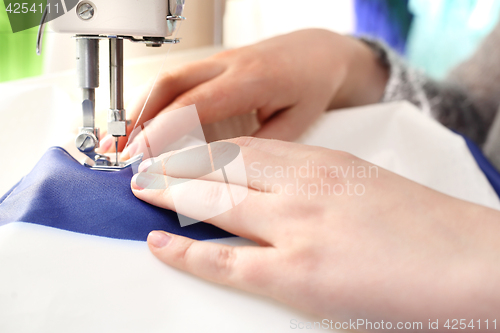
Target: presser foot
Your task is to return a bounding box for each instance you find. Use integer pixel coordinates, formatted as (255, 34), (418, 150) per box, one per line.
(83, 153), (143, 171)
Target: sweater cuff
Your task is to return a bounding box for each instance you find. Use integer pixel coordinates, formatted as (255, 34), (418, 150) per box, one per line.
(357, 37), (432, 115)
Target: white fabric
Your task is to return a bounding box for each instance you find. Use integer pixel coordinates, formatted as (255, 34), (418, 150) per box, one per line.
(298, 101), (500, 210)
(0, 224), (321, 333)
(2, 101), (499, 332)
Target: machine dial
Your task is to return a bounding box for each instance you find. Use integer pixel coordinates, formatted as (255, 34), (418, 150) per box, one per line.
(76, 131), (98, 153)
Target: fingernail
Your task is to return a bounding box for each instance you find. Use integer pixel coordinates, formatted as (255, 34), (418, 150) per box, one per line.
(98, 135), (113, 152)
(148, 231), (172, 248)
(138, 158), (154, 173)
(131, 172), (157, 190)
(123, 142), (138, 158)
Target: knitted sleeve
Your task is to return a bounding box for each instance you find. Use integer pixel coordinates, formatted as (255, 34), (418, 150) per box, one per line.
(360, 38), (490, 145)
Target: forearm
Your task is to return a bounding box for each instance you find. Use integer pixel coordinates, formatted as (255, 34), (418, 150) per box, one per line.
(433, 196), (500, 324)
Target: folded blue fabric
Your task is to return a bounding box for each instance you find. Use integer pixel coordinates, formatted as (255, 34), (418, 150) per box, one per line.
(0, 147), (233, 242)
(461, 135), (500, 198)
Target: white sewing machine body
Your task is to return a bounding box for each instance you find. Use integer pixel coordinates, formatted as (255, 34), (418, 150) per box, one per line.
(49, 0), (182, 37)
(42, 0), (186, 169)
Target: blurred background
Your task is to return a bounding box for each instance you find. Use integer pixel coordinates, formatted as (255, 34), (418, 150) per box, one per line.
(2, 0), (500, 83)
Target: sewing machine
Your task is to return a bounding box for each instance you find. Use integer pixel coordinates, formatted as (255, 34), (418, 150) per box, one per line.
(37, 0), (185, 169)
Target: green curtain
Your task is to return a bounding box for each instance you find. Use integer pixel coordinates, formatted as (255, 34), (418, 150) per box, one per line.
(0, 1), (43, 83)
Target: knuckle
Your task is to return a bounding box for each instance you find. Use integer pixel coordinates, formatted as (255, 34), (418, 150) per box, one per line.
(175, 87), (219, 110)
(231, 136), (256, 148)
(173, 94), (197, 108)
(281, 199), (326, 221)
(170, 238), (194, 265)
(160, 183), (172, 200)
(201, 183), (226, 209)
(332, 150), (356, 161)
(159, 70), (180, 86)
(206, 88), (229, 105)
(209, 246), (237, 282)
(212, 48), (236, 60)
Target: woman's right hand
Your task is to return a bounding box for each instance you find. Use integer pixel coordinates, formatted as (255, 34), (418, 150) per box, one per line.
(100, 29), (389, 159)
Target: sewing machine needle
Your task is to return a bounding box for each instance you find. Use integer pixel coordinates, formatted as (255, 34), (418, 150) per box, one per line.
(115, 137), (119, 166)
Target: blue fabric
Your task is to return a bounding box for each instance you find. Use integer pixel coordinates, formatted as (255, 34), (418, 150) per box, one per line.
(0, 147), (233, 242)
(354, 0), (414, 55)
(461, 135), (500, 198)
(2, 140), (499, 242)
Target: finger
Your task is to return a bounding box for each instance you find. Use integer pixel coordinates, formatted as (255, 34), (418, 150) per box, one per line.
(131, 174), (279, 241)
(121, 71), (255, 159)
(96, 134), (115, 154)
(102, 60), (226, 153)
(139, 142), (289, 191)
(222, 136), (322, 160)
(254, 103), (321, 141)
(137, 145), (201, 173)
(120, 104), (206, 161)
(128, 60), (225, 131)
(147, 231), (278, 294)
(223, 136), (300, 157)
(159, 71), (263, 126)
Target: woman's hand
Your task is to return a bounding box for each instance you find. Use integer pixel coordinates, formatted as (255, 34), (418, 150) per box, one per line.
(131, 137), (500, 328)
(100, 29), (388, 158)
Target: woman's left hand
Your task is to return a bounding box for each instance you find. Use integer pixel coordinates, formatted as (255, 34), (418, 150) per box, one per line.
(131, 137), (500, 326)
